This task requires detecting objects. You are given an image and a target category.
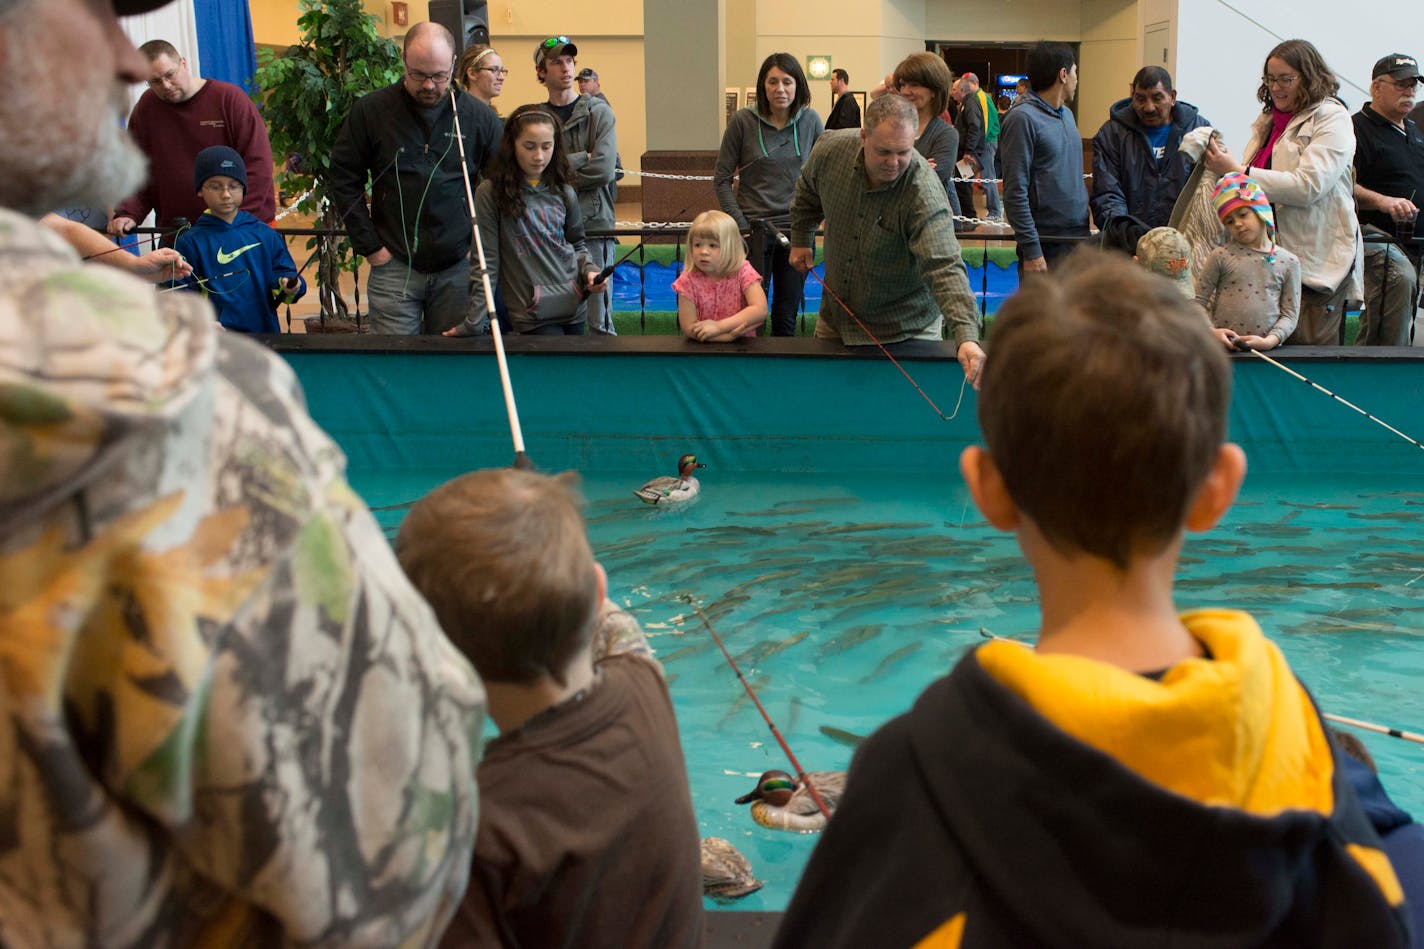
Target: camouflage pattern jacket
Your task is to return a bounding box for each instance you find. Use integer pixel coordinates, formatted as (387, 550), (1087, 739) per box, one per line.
(0, 209), (485, 947)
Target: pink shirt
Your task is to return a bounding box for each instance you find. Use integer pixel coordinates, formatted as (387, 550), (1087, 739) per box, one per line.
(671, 260), (763, 337)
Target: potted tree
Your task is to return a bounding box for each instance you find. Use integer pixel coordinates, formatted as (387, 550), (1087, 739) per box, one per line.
(253, 0), (401, 331)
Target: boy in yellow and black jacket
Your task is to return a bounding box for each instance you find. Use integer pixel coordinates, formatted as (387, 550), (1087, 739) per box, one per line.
(774, 252), (1412, 949)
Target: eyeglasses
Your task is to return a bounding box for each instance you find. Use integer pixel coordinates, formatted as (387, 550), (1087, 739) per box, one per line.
(406, 68), (452, 85)
(1380, 77), (1420, 91)
(1262, 73), (1299, 88)
(540, 36), (571, 50)
(147, 67), (181, 88)
(201, 181), (243, 194)
(479, 66), (510, 76)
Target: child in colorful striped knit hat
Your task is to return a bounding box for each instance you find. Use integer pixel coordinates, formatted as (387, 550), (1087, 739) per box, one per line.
(1193, 171), (1302, 350)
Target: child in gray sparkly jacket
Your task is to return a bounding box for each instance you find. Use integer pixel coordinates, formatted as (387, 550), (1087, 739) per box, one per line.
(449, 105), (606, 337)
(1195, 172), (1301, 350)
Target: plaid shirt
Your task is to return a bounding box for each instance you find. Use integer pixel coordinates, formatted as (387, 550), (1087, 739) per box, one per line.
(790, 129), (980, 347)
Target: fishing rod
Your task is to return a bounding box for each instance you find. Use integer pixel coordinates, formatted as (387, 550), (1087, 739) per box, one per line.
(764, 224), (970, 421)
(682, 595), (834, 821)
(1231, 337), (1424, 453)
(451, 88), (533, 470)
(1324, 713), (1424, 746)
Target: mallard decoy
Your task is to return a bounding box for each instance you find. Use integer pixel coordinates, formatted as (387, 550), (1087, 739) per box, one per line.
(700, 836), (763, 900)
(734, 768), (846, 833)
(634, 453), (705, 505)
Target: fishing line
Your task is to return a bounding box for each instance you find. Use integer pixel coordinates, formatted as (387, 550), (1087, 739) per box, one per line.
(451, 87), (532, 470)
(1231, 338), (1424, 453)
(681, 595), (834, 821)
(764, 224), (970, 422)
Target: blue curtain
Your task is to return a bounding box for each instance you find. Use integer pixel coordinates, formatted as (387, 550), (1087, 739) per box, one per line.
(194, 0), (258, 93)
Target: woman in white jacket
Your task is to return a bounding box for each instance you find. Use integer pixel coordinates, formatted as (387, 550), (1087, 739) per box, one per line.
(1204, 39), (1363, 345)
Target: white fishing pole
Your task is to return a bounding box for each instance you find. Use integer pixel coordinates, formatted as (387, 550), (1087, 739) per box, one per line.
(1231, 338), (1424, 453)
(1323, 713), (1424, 747)
(451, 88), (532, 469)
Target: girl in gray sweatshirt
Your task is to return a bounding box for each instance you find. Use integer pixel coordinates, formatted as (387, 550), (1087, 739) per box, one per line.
(450, 105), (604, 337)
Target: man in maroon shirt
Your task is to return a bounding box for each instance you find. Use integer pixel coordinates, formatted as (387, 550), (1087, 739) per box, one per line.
(109, 40), (275, 235)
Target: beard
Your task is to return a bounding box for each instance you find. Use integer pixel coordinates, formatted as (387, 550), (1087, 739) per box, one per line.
(0, 33), (148, 216)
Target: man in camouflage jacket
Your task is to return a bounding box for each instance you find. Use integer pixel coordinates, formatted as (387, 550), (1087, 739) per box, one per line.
(0, 0), (486, 945)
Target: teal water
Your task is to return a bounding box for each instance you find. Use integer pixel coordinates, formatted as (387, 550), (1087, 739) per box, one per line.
(356, 467), (1424, 913)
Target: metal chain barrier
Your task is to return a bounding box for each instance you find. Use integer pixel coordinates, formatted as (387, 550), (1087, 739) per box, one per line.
(620, 169), (1094, 185)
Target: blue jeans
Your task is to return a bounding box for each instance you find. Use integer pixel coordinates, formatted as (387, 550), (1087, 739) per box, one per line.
(583, 237), (616, 335)
(978, 141), (1001, 218)
(366, 256), (468, 335)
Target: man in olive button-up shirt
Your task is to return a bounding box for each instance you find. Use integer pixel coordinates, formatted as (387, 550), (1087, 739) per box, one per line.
(790, 94), (986, 386)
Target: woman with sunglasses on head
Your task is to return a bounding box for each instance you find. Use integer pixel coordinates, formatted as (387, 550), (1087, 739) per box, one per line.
(1204, 39), (1362, 345)
(457, 44), (506, 113)
(714, 52), (824, 337)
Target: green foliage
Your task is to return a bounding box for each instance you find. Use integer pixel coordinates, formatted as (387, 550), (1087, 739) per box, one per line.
(252, 0), (400, 314)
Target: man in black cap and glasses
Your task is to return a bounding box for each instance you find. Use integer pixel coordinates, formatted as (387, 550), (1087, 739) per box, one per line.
(536, 35), (620, 334)
(0, 2), (486, 945)
(1352, 53), (1424, 345)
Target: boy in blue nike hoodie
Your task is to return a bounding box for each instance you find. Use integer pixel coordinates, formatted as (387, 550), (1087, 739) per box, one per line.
(175, 146), (304, 333)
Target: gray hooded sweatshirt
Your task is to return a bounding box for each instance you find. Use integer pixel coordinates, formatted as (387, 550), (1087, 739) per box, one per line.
(714, 106), (824, 231)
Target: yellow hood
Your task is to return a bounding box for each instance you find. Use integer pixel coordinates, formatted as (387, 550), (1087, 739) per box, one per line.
(976, 609), (1333, 816)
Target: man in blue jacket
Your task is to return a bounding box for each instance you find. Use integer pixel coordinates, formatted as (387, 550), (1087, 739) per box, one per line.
(999, 42), (1090, 272)
(1091, 66), (1211, 253)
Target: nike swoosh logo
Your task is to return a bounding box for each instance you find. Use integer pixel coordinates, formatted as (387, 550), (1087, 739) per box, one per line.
(216, 242), (262, 264)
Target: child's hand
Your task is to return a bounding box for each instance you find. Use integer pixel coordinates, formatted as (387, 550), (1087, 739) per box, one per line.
(1212, 327), (1241, 350)
(280, 276), (301, 297)
(587, 269), (607, 291)
(1236, 333), (1279, 351)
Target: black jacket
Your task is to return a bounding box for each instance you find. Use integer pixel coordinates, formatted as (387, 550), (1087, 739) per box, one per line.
(825, 91), (861, 130)
(1091, 97), (1209, 251)
(329, 81), (500, 273)
(954, 93), (984, 158)
(774, 637), (1411, 949)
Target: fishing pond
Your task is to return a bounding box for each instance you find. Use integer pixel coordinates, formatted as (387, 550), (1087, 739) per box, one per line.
(283, 337), (1424, 913)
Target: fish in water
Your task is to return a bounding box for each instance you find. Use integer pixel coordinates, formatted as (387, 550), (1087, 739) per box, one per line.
(818, 624), (884, 659)
(719, 674), (772, 728)
(810, 522), (933, 536)
(861, 641), (925, 683)
(701, 837), (763, 900)
(1347, 511), (1424, 522)
(684, 525), (779, 537)
(776, 496), (860, 509)
(735, 769), (846, 833)
(733, 631), (810, 668)
(819, 725), (867, 749)
(657, 638), (716, 663)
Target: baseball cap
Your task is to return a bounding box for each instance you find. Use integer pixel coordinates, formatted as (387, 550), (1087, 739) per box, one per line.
(576, 68), (598, 81)
(1372, 54), (1421, 82)
(1134, 227), (1195, 298)
(533, 36), (578, 67)
(114, 0), (176, 14)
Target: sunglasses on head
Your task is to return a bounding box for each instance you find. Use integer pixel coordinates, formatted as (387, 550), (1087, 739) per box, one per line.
(541, 36), (570, 49)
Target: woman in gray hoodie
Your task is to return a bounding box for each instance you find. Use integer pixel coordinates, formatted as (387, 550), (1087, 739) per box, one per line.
(714, 53), (824, 336)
